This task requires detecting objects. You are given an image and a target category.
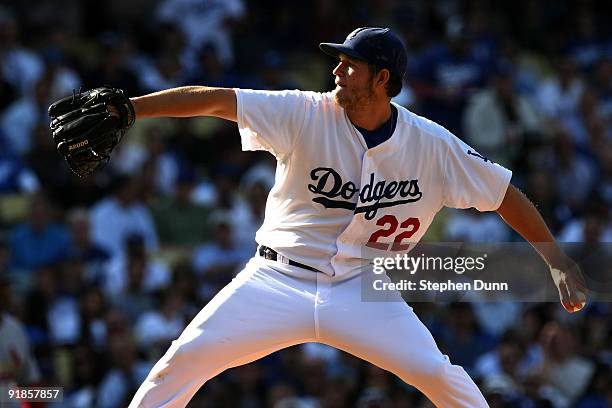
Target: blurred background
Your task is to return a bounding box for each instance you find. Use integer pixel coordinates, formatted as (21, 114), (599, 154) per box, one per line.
(0, 0), (610, 406)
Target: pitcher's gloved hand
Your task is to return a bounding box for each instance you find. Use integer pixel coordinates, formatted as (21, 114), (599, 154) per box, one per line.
(48, 87), (135, 178)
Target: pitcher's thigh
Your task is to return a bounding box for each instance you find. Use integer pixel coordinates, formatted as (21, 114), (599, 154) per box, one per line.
(320, 298), (447, 384)
(318, 289), (488, 407)
(130, 262), (316, 408)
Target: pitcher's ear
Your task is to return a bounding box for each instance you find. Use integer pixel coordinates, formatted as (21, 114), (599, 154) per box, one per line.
(378, 69), (390, 86)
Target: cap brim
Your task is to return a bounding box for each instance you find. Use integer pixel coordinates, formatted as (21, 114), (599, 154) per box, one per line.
(319, 43), (367, 62)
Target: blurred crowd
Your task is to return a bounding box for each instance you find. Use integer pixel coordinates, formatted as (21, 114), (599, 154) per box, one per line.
(0, 0), (611, 407)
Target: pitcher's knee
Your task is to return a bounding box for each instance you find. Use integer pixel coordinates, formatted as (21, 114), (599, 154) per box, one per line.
(163, 330), (232, 374)
(406, 356), (450, 386)
(138, 342), (210, 402)
(164, 337), (206, 368)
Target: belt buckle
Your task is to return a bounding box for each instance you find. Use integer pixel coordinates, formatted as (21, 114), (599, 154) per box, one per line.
(263, 246), (275, 260)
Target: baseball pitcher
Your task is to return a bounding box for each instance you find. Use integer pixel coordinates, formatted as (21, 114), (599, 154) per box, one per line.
(48, 27), (588, 407)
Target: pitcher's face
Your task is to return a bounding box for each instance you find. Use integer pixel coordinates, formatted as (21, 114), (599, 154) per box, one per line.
(332, 54), (376, 110)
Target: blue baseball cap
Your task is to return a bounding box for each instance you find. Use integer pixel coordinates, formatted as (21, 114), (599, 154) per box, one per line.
(320, 27), (408, 78)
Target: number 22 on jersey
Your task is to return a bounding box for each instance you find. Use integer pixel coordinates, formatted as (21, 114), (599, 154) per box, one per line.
(366, 215), (420, 251)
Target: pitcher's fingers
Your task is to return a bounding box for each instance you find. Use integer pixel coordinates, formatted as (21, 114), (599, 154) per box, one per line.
(559, 281), (573, 312)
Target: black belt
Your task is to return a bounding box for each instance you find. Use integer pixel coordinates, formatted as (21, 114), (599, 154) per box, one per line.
(258, 245), (321, 273)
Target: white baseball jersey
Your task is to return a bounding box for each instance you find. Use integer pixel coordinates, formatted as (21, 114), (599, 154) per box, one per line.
(236, 89), (512, 278)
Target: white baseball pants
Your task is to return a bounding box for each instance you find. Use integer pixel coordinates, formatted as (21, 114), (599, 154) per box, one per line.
(129, 257), (488, 407)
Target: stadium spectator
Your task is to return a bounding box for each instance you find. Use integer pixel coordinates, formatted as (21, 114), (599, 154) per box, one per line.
(411, 18), (488, 134)
(8, 193), (70, 272)
(66, 208), (110, 283)
(97, 332), (153, 408)
(90, 176), (159, 260)
(0, 150), (40, 194)
(549, 128), (597, 216)
(134, 289), (186, 351)
(155, 0), (246, 68)
(535, 322), (596, 406)
(0, 72), (52, 155)
(103, 234), (170, 303)
(83, 31), (140, 96)
(0, 5), (44, 96)
(230, 161), (275, 253)
(438, 302), (496, 375)
(192, 211), (251, 301)
(152, 167), (212, 246)
(535, 57), (584, 120)
(0, 274), (41, 386)
(463, 61), (543, 167)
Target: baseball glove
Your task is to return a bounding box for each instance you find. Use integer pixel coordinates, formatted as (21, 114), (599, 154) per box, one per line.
(48, 87), (135, 177)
